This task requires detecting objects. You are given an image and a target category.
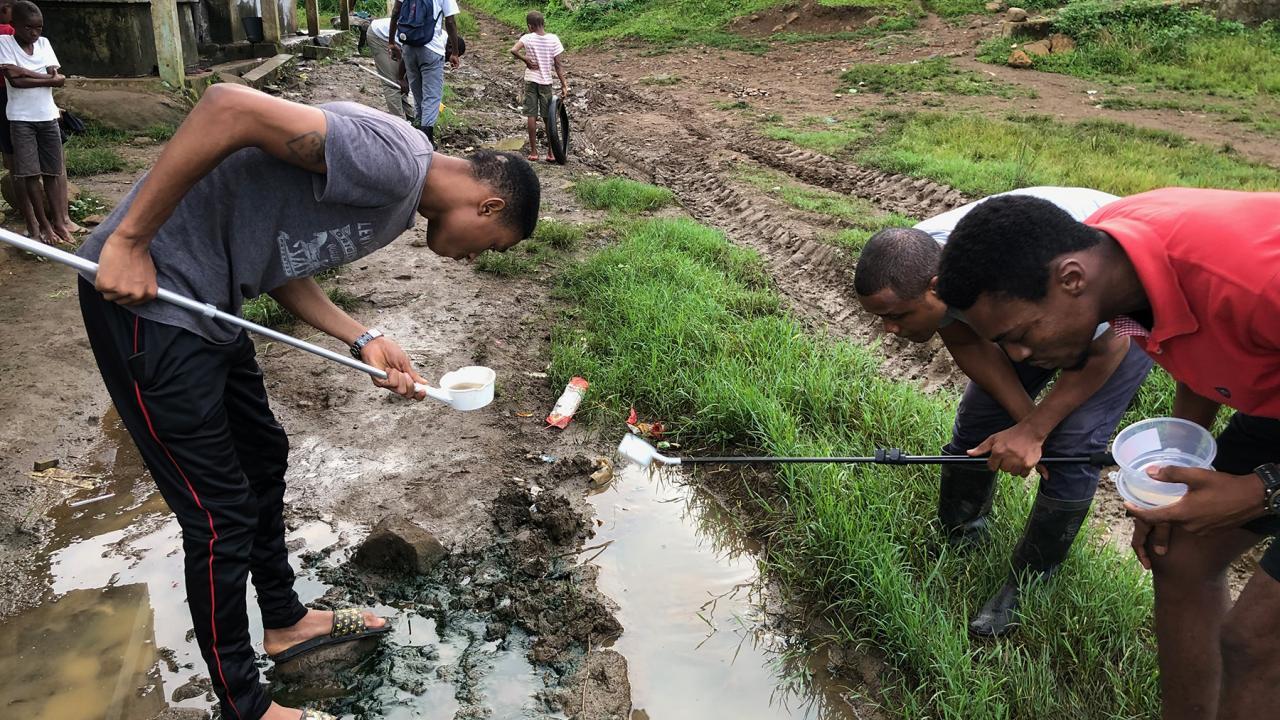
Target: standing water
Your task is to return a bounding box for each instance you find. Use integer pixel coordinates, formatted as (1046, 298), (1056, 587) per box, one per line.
(2, 411), (870, 718)
(588, 466), (871, 719)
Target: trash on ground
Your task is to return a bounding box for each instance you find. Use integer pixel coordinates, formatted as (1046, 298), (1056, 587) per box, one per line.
(67, 493), (115, 508)
(590, 457), (615, 487)
(626, 407), (664, 438)
(33, 458), (59, 472)
(547, 376), (589, 429)
(27, 467), (101, 489)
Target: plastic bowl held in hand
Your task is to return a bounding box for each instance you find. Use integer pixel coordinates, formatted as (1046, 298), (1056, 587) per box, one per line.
(1111, 417), (1216, 509)
(414, 366), (496, 411)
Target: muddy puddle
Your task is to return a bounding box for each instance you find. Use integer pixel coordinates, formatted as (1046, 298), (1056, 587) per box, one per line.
(588, 466), (866, 719)
(0, 411), (563, 720)
(2, 407), (865, 719)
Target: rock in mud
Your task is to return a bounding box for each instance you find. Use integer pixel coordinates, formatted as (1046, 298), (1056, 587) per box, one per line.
(574, 649), (632, 720)
(1022, 39), (1051, 56)
(171, 675), (212, 703)
(1049, 33), (1077, 53)
(149, 709), (210, 720)
(551, 454), (595, 480)
(352, 515), (447, 575)
(1006, 6), (1028, 21)
(1007, 49), (1034, 68)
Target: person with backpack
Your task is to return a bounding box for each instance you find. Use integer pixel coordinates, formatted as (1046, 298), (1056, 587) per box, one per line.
(387, 0), (461, 147)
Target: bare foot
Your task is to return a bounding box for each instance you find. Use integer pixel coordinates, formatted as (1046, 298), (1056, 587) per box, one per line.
(51, 225), (75, 246)
(261, 701), (335, 720)
(64, 220), (85, 234)
(262, 607), (386, 658)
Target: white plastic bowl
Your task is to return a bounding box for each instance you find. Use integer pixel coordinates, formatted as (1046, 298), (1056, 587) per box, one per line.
(1111, 417), (1216, 508)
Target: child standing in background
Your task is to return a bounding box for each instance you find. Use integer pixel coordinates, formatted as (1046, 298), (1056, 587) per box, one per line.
(510, 11), (567, 162)
(0, 0), (70, 245)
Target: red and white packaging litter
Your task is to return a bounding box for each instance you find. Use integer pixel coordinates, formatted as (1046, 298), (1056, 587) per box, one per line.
(546, 377), (589, 429)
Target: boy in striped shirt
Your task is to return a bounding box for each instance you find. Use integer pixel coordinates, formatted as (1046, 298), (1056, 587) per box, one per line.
(510, 11), (567, 162)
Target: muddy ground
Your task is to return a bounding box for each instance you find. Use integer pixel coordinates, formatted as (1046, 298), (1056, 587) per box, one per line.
(1, 5), (1275, 718)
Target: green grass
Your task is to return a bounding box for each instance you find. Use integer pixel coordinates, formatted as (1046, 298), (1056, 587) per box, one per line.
(552, 215), (1159, 718)
(466, 0), (920, 50)
(68, 192), (110, 225)
(144, 124), (178, 142)
(767, 111), (1280, 196)
(1097, 96), (1280, 137)
(978, 2), (1280, 99)
(533, 218), (586, 250)
(926, 0), (1063, 15)
(640, 73), (682, 86)
(737, 165), (915, 251)
(474, 219), (586, 275)
(841, 57), (1033, 97)
(456, 10), (478, 37)
(242, 282), (358, 328)
(763, 116), (872, 155)
(62, 122), (131, 176)
(574, 176), (675, 213)
(65, 147), (127, 177)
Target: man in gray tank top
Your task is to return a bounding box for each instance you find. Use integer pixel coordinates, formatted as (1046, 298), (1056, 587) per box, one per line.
(75, 84), (540, 720)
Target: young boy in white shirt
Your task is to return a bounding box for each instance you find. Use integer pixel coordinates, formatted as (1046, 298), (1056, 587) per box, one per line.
(0, 0), (70, 245)
(510, 11), (567, 162)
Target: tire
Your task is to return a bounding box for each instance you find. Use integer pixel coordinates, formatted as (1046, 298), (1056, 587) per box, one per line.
(544, 95), (570, 165)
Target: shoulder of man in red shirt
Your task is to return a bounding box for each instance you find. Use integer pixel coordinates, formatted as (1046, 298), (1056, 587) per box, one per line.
(0, 24), (13, 35)
(1086, 187), (1280, 417)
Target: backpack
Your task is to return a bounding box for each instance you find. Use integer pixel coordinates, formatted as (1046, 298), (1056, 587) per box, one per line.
(396, 0), (441, 47)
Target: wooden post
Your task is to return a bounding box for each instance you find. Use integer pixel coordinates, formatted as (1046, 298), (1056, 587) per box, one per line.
(150, 0), (186, 88)
(261, 0), (282, 44)
(305, 0), (319, 37)
(339, 0), (349, 30)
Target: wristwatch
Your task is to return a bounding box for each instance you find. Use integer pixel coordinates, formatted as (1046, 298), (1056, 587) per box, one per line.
(350, 328), (384, 359)
(1257, 463), (1280, 516)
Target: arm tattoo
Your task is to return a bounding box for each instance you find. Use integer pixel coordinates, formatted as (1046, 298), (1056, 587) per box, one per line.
(286, 131), (327, 168)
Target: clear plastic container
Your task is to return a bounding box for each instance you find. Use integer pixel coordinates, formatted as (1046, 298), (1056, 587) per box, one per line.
(1111, 417), (1216, 509)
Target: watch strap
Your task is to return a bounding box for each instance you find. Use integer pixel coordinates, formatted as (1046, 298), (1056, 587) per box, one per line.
(1256, 463), (1280, 515)
(350, 328), (384, 359)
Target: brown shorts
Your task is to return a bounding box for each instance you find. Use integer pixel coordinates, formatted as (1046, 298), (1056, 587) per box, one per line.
(523, 81), (553, 119)
(11, 119), (63, 177)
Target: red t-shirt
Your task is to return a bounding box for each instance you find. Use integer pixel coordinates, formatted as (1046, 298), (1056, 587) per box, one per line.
(1087, 188), (1280, 418)
(0, 24), (12, 35)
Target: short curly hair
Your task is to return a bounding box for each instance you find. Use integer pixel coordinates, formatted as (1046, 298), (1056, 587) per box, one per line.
(469, 150), (541, 239)
(937, 194), (1103, 310)
(853, 227), (941, 299)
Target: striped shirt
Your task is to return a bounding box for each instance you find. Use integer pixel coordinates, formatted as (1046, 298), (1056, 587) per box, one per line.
(520, 32), (564, 86)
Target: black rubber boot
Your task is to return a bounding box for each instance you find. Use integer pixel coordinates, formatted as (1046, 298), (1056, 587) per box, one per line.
(969, 492), (1092, 638)
(937, 464), (996, 547)
(421, 125), (435, 147)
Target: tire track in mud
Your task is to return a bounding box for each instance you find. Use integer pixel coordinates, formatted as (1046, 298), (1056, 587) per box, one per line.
(576, 82), (962, 390)
(733, 141), (972, 220)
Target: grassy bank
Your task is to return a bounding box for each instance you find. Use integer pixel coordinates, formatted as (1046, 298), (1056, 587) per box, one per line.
(465, 0), (919, 49)
(979, 2), (1280, 99)
(767, 111), (1280, 196)
(552, 215), (1159, 718)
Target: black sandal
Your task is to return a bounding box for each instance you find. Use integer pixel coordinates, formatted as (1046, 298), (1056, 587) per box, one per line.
(269, 608), (391, 664)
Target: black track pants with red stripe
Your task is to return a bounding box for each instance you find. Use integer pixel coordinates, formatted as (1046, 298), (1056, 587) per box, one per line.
(79, 278), (307, 720)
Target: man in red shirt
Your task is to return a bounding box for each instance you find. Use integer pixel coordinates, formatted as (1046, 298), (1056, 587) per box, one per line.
(933, 188), (1280, 720)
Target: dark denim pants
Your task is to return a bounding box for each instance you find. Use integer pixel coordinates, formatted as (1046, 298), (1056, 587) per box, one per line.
(943, 340), (1154, 502)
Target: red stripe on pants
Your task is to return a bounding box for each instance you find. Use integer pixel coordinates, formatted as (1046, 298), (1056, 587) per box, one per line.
(132, 315), (244, 720)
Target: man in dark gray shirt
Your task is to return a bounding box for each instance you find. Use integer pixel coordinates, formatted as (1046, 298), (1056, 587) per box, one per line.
(76, 84), (539, 720)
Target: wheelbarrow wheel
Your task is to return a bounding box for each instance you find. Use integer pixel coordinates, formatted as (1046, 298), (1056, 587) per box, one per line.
(544, 95), (570, 165)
